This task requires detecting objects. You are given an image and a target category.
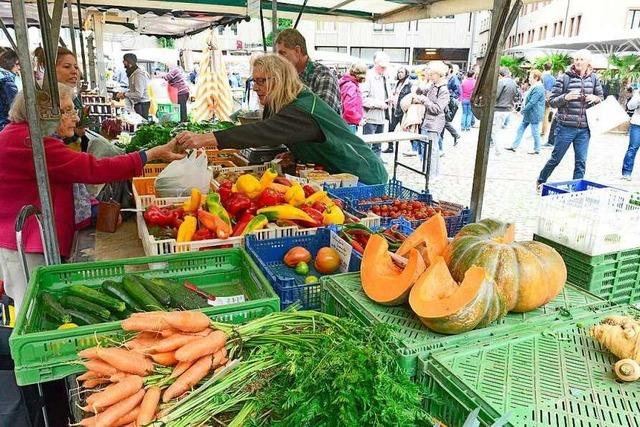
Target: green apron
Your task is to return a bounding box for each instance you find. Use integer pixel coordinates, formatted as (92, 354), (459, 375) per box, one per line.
(289, 90), (388, 185)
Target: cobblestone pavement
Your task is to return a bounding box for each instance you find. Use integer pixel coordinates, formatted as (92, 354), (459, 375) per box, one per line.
(377, 112), (640, 240)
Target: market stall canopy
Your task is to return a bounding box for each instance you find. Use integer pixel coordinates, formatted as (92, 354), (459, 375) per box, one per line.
(505, 31), (640, 56)
(17, 0), (542, 24)
(0, 0), (244, 37)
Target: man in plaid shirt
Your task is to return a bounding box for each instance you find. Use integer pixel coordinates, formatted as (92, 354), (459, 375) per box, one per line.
(275, 29), (342, 115)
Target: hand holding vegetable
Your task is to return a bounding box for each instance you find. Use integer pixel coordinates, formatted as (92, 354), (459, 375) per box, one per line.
(145, 138), (186, 162)
(172, 131), (218, 150)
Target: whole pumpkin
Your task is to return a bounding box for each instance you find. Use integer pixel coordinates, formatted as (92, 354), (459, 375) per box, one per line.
(443, 219), (566, 313)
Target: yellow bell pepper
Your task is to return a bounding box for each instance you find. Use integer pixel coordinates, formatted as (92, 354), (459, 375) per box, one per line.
(303, 190), (334, 207)
(323, 205), (345, 225)
(236, 174), (262, 198)
(285, 182), (305, 207)
(257, 205), (314, 223)
(259, 164), (278, 191)
(176, 215), (197, 242)
(182, 188), (202, 213)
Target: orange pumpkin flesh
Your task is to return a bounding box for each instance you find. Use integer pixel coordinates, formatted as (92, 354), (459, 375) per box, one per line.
(409, 257), (507, 334)
(361, 235), (426, 306)
(396, 213), (448, 267)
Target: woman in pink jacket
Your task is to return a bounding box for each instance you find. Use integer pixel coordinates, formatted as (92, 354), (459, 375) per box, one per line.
(339, 63), (367, 133)
(460, 70), (477, 131)
(0, 84), (182, 311)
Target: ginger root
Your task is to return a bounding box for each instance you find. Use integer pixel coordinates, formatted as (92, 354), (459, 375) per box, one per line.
(590, 317), (640, 363)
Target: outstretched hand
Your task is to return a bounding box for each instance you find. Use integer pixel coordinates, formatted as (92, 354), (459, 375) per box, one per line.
(172, 131), (218, 150)
(146, 138), (186, 162)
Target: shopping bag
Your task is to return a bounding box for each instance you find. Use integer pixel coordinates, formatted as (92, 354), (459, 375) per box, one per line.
(586, 96), (630, 136)
(155, 149), (210, 197)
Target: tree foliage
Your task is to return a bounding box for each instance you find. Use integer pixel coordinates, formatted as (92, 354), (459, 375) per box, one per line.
(265, 18), (294, 47)
(532, 53), (572, 74)
(499, 55), (528, 79)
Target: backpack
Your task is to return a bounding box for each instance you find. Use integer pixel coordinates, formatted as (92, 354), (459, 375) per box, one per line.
(436, 85), (458, 122)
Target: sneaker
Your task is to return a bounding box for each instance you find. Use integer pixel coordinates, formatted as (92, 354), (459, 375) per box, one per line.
(622, 175), (632, 181)
(541, 144), (554, 149)
(439, 151), (445, 158)
(453, 136), (460, 147)
(505, 147), (516, 152)
(403, 152), (417, 157)
(528, 151), (540, 155)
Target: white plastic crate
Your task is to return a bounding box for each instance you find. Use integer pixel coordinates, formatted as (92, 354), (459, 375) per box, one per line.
(537, 188), (640, 255)
(210, 163), (276, 189)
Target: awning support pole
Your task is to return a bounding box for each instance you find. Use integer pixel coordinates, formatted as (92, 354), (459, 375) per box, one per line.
(0, 19), (17, 51)
(66, 0), (77, 56)
(294, 0), (309, 29)
(76, 0), (88, 86)
(11, 0), (62, 265)
(259, 4), (267, 52)
(469, 0), (522, 222)
(271, 0), (278, 52)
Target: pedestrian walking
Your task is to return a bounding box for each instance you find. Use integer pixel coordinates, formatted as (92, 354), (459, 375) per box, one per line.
(361, 52), (392, 156)
(537, 50), (604, 186)
(339, 62), (367, 133)
(440, 64), (461, 153)
(385, 67), (413, 151)
(460, 70), (476, 131)
(541, 62), (556, 137)
(506, 70), (545, 154)
(622, 87), (640, 180)
(491, 67), (519, 155)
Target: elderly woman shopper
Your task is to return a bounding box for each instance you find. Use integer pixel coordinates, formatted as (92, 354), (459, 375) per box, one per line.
(406, 61), (450, 180)
(339, 62), (367, 133)
(506, 70), (546, 154)
(173, 54), (387, 185)
(0, 84), (181, 311)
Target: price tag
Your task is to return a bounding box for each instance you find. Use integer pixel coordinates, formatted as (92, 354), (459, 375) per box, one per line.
(285, 173), (308, 184)
(208, 295), (246, 307)
(330, 230), (353, 273)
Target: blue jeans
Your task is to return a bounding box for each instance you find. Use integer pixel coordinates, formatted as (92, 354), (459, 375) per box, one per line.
(347, 124), (357, 134)
(461, 100), (473, 130)
(512, 120), (542, 152)
(622, 124), (640, 176)
(363, 123), (385, 155)
(538, 125), (591, 183)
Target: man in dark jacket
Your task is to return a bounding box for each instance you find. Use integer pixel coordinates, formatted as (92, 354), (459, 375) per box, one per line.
(0, 49), (20, 131)
(537, 50), (604, 186)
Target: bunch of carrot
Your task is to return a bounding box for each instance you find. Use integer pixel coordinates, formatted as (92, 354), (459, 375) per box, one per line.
(75, 310), (231, 427)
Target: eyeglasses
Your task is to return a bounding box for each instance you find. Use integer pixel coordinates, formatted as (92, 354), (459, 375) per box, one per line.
(253, 77), (271, 87)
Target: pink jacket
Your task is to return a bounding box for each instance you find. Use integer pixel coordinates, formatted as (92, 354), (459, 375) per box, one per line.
(460, 77), (476, 101)
(339, 74), (364, 125)
(0, 123), (144, 257)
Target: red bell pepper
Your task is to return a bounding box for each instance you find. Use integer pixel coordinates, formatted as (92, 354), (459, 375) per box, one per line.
(192, 228), (213, 241)
(218, 180), (233, 204)
(311, 201), (327, 213)
(274, 177), (292, 186)
(232, 212), (255, 237)
(297, 206), (324, 228)
(144, 205), (175, 227)
(255, 188), (285, 209)
(223, 193), (251, 217)
(302, 184), (316, 198)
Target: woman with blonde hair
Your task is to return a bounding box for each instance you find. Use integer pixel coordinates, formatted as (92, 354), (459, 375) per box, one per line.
(173, 54), (387, 184)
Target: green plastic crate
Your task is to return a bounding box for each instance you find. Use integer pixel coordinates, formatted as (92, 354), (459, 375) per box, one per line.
(10, 248), (279, 386)
(419, 305), (640, 427)
(320, 272), (608, 378)
(534, 234), (640, 305)
(156, 103), (180, 122)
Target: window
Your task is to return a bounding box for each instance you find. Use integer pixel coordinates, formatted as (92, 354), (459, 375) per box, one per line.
(230, 23), (238, 36)
(385, 23), (395, 32)
(558, 20), (563, 35)
(575, 15), (581, 35)
(408, 20), (419, 32)
(627, 9), (640, 29)
(373, 23), (383, 32)
(217, 26), (224, 35)
(316, 46), (347, 54)
(373, 23), (394, 32)
(543, 25), (548, 39)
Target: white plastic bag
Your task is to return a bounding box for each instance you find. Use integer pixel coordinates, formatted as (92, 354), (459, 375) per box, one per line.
(155, 149), (210, 197)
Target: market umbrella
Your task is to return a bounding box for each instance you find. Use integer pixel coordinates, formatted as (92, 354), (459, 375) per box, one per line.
(191, 31), (233, 122)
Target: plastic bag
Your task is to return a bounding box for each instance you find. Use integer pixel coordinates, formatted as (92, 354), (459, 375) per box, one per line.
(155, 150), (209, 197)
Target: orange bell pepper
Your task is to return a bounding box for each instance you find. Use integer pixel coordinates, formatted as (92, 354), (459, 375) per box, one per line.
(197, 209), (232, 239)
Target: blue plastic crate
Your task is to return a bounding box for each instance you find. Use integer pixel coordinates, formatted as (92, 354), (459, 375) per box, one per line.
(541, 179), (612, 196)
(328, 180), (470, 237)
(245, 228), (362, 310)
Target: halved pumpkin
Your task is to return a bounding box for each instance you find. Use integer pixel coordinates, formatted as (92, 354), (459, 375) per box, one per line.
(444, 219), (566, 313)
(396, 213), (448, 267)
(361, 234), (426, 306)
(409, 257), (508, 334)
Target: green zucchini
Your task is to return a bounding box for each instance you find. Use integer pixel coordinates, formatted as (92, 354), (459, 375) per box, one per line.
(41, 292), (72, 324)
(59, 295), (111, 320)
(66, 309), (102, 326)
(101, 280), (145, 312)
(132, 275), (171, 307)
(151, 278), (208, 310)
(68, 285), (126, 312)
(122, 275), (164, 311)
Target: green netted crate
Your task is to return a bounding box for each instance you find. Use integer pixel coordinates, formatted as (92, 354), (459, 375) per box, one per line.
(419, 305), (640, 427)
(10, 248), (279, 386)
(320, 272), (608, 378)
(534, 234), (640, 305)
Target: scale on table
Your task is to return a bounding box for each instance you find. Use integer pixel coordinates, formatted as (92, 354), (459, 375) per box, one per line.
(241, 146), (288, 165)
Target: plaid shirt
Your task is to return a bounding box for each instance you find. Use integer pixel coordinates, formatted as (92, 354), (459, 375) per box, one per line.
(300, 60), (342, 115)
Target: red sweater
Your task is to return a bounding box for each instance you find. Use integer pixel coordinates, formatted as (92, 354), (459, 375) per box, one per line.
(0, 123), (144, 257)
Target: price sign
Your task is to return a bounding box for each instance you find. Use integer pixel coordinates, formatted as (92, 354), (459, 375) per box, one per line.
(330, 230), (353, 273)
